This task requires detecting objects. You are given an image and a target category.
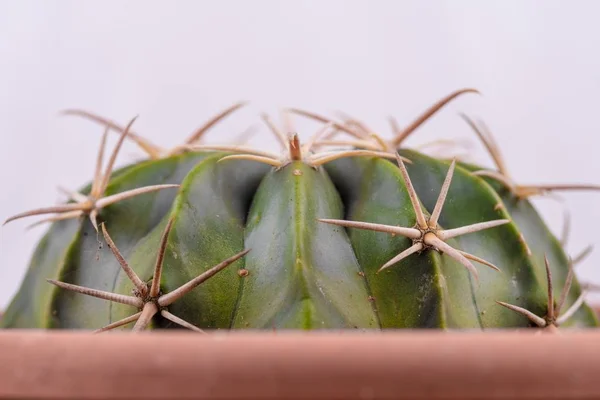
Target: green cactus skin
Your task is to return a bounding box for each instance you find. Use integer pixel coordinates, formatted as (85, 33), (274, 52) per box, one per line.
(232, 162), (378, 329)
(399, 149), (596, 328)
(2, 146), (597, 330)
(2, 152), (213, 328)
(109, 154), (270, 330)
(447, 154), (598, 328)
(325, 155), (541, 328)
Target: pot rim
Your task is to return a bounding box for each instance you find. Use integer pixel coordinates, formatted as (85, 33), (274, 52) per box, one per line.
(2, 328), (600, 400)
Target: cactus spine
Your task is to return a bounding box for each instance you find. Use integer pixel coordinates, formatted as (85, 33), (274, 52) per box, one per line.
(2, 90), (598, 331)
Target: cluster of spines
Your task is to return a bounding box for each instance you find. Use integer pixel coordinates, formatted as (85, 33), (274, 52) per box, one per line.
(3, 89), (599, 332)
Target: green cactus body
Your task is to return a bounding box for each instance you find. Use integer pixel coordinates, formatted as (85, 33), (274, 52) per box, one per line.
(449, 154), (598, 328)
(3, 152), (213, 328)
(232, 162), (378, 329)
(109, 155), (270, 329)
(2, 95), (597, 331)
(3, 145), (596, 331)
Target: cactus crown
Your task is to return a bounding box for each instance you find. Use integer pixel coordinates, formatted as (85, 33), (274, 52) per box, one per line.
(2, 90), (599, 332)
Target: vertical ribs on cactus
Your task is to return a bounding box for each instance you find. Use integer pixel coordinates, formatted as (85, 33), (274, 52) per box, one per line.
(47, 221), (250, 332)
(319, 154), (509, 280)
(2, 89), (599, 331)
(496, 256), (586, 329)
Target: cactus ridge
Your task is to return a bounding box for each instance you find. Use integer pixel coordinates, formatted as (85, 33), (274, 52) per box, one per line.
(319, 154), (509, 279)
(48, 219), (249, 332)
(2, 89), (599, 331)
(496, 256), (587, 330)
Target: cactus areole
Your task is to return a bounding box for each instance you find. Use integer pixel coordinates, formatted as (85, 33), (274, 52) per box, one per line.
(2, 90), (599, 332)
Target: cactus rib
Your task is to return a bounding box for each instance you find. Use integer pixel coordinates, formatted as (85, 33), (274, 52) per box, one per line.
(47, 220), (250, 332)
(232, 162), (379, 329)
(320, 154), (508, 280)
(496, 256), (587, 328)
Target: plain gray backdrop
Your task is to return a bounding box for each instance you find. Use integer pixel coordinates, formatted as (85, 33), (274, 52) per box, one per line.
(1, 0), (599, 308)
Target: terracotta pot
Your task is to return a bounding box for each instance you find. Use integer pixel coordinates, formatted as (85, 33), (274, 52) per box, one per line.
(1, 328), (600, 400)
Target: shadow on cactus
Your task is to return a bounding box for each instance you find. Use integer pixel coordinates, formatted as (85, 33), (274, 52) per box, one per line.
(2, 91), (599, 332)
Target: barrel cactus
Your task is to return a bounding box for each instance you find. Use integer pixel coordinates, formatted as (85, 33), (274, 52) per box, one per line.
(2, 89), (598, 332)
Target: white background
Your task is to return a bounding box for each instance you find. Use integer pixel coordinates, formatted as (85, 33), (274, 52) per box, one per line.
(1, 1), (599, 308)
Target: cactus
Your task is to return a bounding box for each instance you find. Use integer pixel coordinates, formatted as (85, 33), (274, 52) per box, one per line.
(2, 91), (598, 332)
